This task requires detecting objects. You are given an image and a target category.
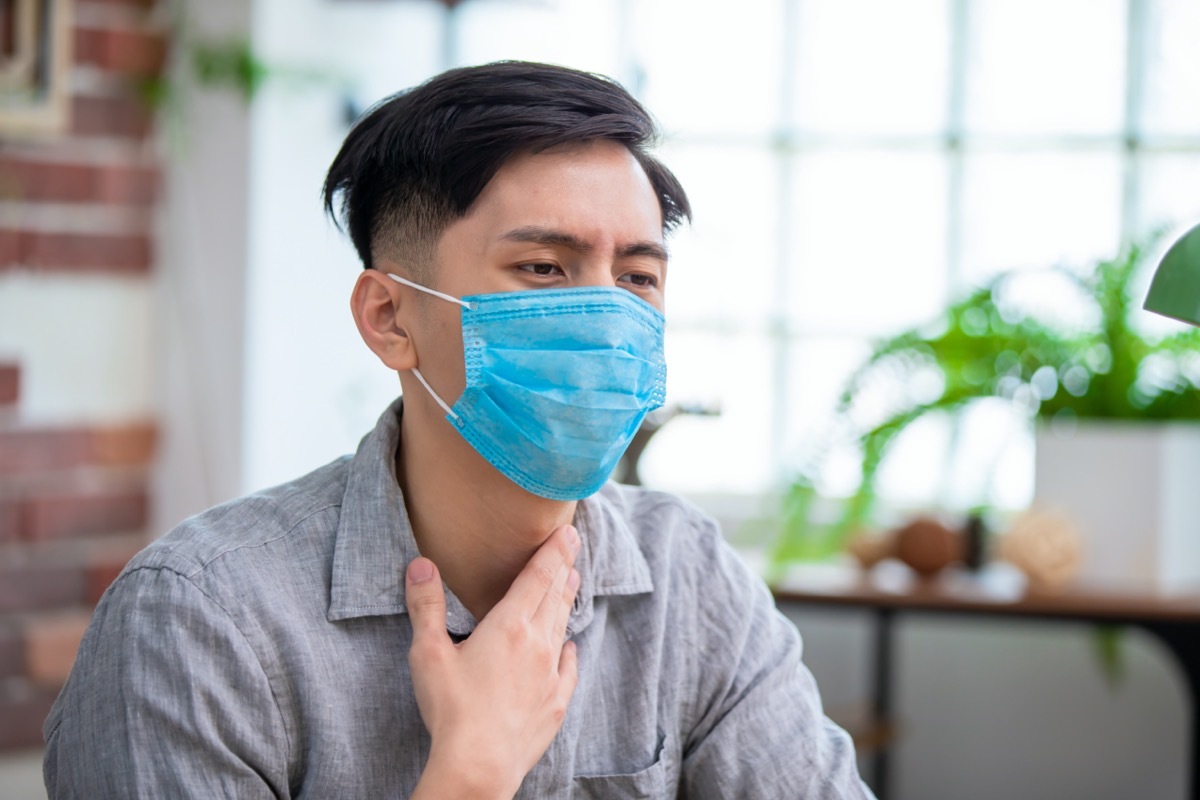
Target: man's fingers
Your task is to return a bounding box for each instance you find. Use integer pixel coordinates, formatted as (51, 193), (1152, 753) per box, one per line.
(543, 567), (580, 640)
(557, 640), (580, 700)
(532, 549), (577, 630)
(506, 525), (579, 615)
(406, 557), (450, 649)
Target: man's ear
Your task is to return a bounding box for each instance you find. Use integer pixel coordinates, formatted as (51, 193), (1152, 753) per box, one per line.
(351, 269), (418, 371)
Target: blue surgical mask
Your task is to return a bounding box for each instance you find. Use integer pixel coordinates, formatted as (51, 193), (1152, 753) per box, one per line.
(389, 273), (667, 500)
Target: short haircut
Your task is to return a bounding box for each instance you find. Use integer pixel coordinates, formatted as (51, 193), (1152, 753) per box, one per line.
(322, 61), (691, 278)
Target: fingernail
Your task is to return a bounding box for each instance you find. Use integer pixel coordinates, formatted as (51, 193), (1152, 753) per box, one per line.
(566, 525), (580, 552)
(408, 559), (434, 584)
(567, 568), (581, 591)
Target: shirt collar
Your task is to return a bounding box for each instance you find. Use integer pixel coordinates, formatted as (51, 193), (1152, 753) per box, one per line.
(327, 397), (654, 636)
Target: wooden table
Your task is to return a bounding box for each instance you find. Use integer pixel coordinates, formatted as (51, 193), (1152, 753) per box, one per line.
(772, 567), (1200, 799)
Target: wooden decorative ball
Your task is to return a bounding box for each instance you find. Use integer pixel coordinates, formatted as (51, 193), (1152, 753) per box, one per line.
(894, 517), (962, 577)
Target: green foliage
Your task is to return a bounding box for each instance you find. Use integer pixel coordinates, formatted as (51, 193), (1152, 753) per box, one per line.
(776, 235), (1200, 562)
(1092, 624), (1128, 688)
(190, 39), (271, 101)
(139, 39), (266, 112)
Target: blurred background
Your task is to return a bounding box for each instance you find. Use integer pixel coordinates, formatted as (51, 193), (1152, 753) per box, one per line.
(2, 0), (1199, 797)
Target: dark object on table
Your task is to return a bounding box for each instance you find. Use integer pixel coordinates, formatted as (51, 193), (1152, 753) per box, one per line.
(962, 513), (987, 572)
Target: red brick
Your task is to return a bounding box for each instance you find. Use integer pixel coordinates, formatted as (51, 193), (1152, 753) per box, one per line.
(82, 0), (160, 8)
(0, 683), (59, 750)
(0, 566), (86, 613)
(0, 157), (159, 205)
(0, 363), (17, 406)
(0, 228), (153, 273)
(75, 26), (168, 78)
(0, 429), (91, 475)
(86, 553), (136, 605)
(26, 612), (92, 687)
(71, 93), (154, 139)
(0, 422), (157, 475)
(89, 422), (157, 467)
(22, 489), (148, 541)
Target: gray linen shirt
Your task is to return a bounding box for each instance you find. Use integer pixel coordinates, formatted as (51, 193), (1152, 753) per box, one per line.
(44, 399), (873, 799)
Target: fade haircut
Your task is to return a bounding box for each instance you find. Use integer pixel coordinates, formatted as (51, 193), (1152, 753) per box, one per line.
(322, 61), (691, 279)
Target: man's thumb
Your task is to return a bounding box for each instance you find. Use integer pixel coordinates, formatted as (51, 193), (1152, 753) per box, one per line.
(405, 557), (449, 643)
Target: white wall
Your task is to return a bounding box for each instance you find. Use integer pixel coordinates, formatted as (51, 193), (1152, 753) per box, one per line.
(242, 0), (447, 494)
(0, 274), (153, 423)
(154, 0), (255, 531)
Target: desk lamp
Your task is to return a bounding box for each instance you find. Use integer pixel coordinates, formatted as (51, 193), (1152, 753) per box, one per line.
(1145, 223), (1200, 326)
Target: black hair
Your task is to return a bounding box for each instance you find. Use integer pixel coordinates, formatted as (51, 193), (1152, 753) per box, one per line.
(322, 61), (691, 274)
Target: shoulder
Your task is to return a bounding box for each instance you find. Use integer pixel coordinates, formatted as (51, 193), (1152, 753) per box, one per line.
(595, 482), (761, 601)
(125, 455), (351, 584)
(596, 481), (721, 545)
(597, 481), (735, 559)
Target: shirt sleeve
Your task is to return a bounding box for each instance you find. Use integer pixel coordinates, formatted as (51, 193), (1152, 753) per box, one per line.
(43, 564), (291, 799)
(677, 517), (876, 800)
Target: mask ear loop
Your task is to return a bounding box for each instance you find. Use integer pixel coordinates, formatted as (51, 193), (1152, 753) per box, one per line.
(386, 272), (469, 421)
(387, 272), (473, 309)
(411, 368), (458, 420)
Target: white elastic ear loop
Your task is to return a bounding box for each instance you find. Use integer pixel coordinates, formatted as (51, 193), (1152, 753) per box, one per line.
(386, 272), (467, 421)
(411, 367), (458, 421)
(387, 272), (472, 309)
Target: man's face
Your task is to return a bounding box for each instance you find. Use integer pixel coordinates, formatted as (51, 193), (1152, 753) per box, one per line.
(408, 139), (668, 403)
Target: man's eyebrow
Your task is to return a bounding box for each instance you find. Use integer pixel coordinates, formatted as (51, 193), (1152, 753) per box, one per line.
(502, 226), (593, 253)
(618, 241), (669, 262)
(501, 226), (668, 262)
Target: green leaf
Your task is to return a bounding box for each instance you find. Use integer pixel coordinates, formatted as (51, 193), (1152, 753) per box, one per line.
(1092, 625), (1127, 690)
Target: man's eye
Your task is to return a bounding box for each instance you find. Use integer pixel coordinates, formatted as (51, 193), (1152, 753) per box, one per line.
(520, 263), (561, 276)
(622, 273), (657, 288)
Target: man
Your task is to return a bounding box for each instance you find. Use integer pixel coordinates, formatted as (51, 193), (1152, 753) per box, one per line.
(43, 61), (873, 798)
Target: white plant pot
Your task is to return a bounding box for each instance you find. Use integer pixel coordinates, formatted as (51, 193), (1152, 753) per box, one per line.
(1034, 420), (1200, 591)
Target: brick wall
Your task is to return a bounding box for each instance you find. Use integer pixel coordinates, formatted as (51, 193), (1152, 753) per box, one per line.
(0, 0), (165, 751)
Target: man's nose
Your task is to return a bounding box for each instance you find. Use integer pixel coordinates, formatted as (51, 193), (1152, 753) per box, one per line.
(575, 262), (618, 288)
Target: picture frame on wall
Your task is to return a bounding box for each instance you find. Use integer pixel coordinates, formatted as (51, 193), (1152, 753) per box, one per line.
(0, 0), (72, 137)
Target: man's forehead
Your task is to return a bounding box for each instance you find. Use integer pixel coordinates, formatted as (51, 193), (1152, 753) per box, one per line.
(468, 144), (664, 232)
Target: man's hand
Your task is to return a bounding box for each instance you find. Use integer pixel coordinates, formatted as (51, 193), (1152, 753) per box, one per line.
(406, 524), (582, 800)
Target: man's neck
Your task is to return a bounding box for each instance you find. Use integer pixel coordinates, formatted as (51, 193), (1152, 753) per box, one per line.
(397, 405), (577, 622)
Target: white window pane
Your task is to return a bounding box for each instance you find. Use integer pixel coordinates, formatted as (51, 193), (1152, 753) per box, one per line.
(632, 0), (784, 137)
(965, 0), (1126, 136)
(782, 336), (872, 474)
(960, 151), (1123, 282)
(659, 144), (780, 325)
(454, 1), (624, 77)
(1136, 154), (1200, 236)
(638, 331), (776, 494)
(788, 364), (1035, 512)
(787, 150), (949, 335)
(941, 401), (1034, 512)
(281, 2), (445, 110)
(791, 0), (950, 135)
(873, 402), (1034, 512)
(872, 412), (952, 508)
(1141, 0), (1200, 136)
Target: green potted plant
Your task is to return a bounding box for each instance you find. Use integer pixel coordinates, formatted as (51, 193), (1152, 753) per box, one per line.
(770, 228), (1200, 583)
